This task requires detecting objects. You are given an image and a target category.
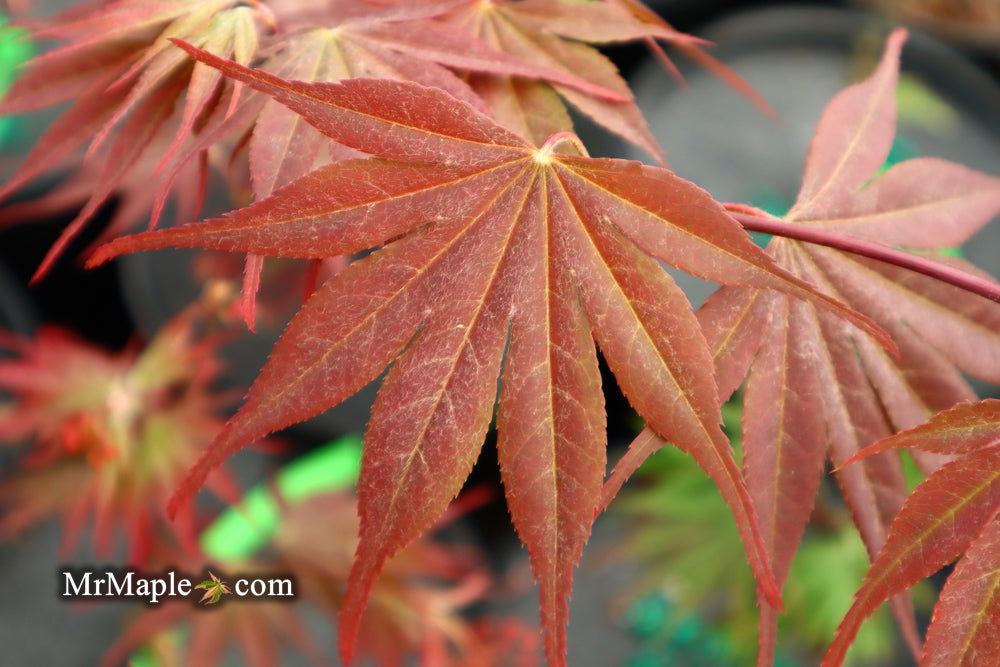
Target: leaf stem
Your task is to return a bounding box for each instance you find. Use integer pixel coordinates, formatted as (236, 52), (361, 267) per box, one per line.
(539, 131), (589, 158)
(729, 211), (1000, 304)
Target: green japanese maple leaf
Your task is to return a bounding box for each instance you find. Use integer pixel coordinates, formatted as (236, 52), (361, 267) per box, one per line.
(89, 41), (889, 667)
(194, 571), (232, 605)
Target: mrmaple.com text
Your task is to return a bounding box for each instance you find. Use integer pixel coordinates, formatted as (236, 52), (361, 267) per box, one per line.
(60, 568), (294, 604)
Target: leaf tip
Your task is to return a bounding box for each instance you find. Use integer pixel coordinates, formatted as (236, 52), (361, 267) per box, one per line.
(28, 263), (48, 286)
(833, 450), (868, 471)
(168, 37), (197, 55)
(759, 580), (784, 613)
(887, 26), (909, 48)
(338, 557), (382, 667)
(84, 243), (116, 269)
(164, 489), (186, 522)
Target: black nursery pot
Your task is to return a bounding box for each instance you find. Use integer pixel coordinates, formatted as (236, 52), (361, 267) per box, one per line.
(0, 260), (34, 337)
(0, 259), (34, 466)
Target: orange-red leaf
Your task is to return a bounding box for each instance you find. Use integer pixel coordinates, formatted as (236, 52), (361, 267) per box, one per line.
(824, 444), (1000, 666)
(340, 167), (537, 661)
(741, 295), (827, 666)
(846, 399), (1000, 465)
(921, 519), (1000, 666)
(697, 27), (1000, 661)
(492, 172), (607, 665)
(799, 158), (1000, 249)
(789, 29), (906, 220)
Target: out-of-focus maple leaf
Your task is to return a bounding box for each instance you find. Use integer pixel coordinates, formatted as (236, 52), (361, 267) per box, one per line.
(194, 571), (232, 604)
(600, 28), (1000, 665)
(438, 0), (701, 160)
(435, 0), (772, 157)
(104, 587), (321, 667)
(457, 618), (542, 667)
(0, 127), (210, 260)
(104, 488), (530, 667)
(0, 307), (241, 562)
(274, 491), (516, 667)
(609, 0), (775, 115)
(824, 399), (1000, 666)
(89, 43), (894, 666)
(0, 0), (272, 280)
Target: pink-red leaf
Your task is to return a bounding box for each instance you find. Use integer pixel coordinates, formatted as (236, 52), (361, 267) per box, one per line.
(32, 76), (184, 281)
(701, 27), (1000, 660)
(800, 158), (1000, 250)
(492, 172), (607, 666)
(503, 0), (697, 45)
(789, 28), (906, 220)
(921, 519), (1000, 667)
(0, 74), (130, 203)
(823, 444), (1000, 666)
(0, 37), (144, 114)
(846, 399), (1000, 465)
(167, 40), (528, 162)
(90, 159), (524, 263)
(359, 18), (628, 102)
(339, 168), (536, 662)
(550, 171), (781, 610)
(741, 296), (827, 666)
(164, 189), (515, 517)
(696, 286), (775, 403)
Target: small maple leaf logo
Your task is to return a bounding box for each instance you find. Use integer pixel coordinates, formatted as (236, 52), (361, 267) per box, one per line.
(194, 571), (232, 605)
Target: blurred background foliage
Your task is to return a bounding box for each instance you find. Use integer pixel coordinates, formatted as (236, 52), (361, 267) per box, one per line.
(609, 398), (934, 666)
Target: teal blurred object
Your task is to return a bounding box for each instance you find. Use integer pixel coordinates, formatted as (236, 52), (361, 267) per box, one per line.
(625, 591), (801, 666)
(623, 592), (765, 667)
(0, 15), (32, 146)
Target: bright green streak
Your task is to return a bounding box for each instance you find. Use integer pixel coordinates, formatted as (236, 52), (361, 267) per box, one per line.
(198, 435), (362, 561)
(0, 15), (33, 145)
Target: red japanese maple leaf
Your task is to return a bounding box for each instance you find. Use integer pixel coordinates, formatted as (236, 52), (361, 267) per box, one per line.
(825, 399), (1000, 666)
(87, 42), (891, 666)
(599, 28), (1000, 665)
